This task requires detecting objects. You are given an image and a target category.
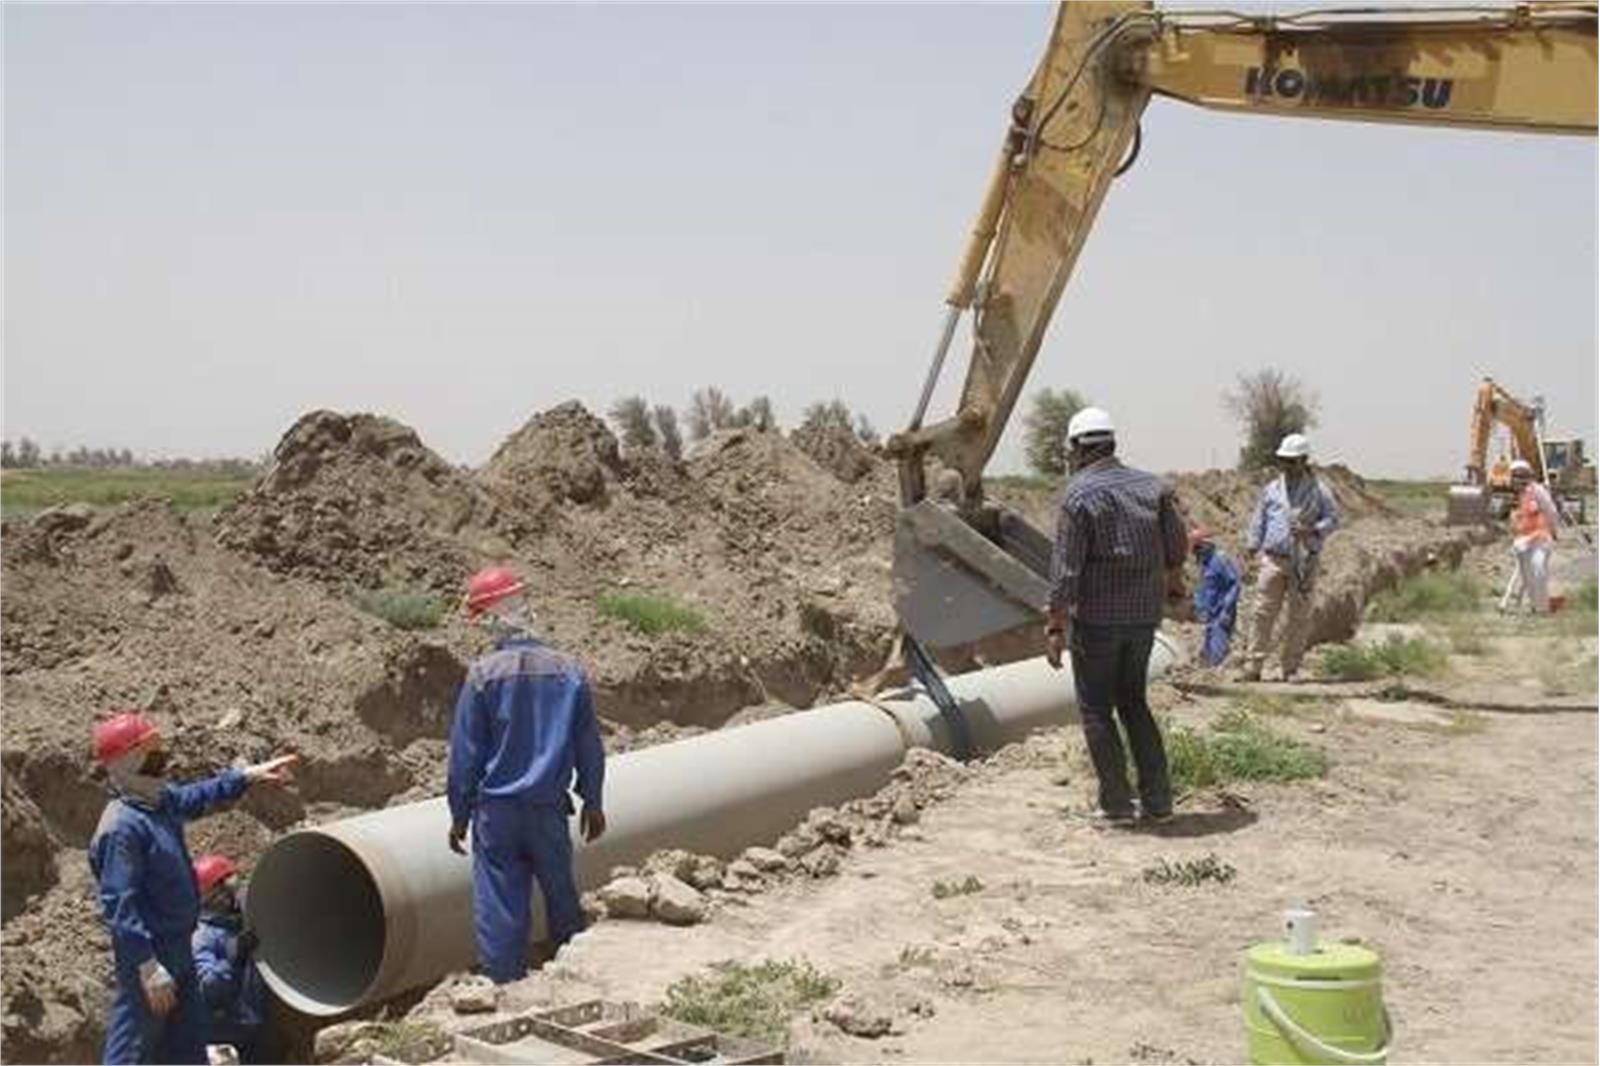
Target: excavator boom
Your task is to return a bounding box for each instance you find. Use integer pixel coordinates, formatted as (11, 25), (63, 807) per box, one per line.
(890, 2), (1596, 649)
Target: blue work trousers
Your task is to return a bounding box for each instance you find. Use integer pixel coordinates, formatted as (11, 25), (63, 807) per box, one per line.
(1201, 615), (1235, 666)
(472, 797), (584, 984)
(104, 937), (207, 1065)
(1068, 622), (1171, 818)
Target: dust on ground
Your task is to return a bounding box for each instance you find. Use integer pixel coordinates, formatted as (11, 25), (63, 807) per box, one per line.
(0, 401), (1551, 1062)
(458, 537), (1598, 1064)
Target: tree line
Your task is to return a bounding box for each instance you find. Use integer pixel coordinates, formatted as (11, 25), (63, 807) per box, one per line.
(608, 389), (877, 461)
(0, 438), (261, 475)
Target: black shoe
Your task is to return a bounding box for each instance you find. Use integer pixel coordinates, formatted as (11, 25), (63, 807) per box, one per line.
(1087, 808), (1137, 829)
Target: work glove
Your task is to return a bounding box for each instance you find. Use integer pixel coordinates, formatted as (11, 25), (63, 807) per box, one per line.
(139, 959), (177, 1017)
(448, 822), (469, 855)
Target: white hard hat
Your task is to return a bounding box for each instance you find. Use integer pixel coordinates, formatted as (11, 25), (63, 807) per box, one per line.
(1065, 406), (1115, 444)
(1275, 433), (1311, 460)
(1509, 459), (1534, 475)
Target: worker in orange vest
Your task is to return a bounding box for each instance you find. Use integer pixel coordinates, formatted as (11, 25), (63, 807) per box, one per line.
(1503, 459), (1561, 613)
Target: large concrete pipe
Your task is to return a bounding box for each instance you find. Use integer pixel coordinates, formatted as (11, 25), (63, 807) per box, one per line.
(248, 642), (1179, 1016)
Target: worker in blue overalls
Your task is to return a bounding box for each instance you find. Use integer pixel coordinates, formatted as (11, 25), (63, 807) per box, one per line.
(88, 711), (296, 1064)
(190, 854), (267, 1063)
(1190, 528), (1243, 667)
(448, 567), (608, 984)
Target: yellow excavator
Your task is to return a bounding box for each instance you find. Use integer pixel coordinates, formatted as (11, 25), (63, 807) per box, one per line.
(1447, 376), (1596, 523)
(886, 2), (1596, 651)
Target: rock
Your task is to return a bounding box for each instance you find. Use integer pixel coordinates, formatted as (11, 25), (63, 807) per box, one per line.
(598, 876), (654, 919)
(649, 875), (707, 925)
(862, 823), (890, 848)
(801, 844), (843, 878)
(775, 827), (820, 858)
(34, 503), (94, 534)
(644, 848), (698, 884)
(807, 808), (853, 845)
(580, 890), (605, 923)
(742, 846), (791, 873)
(1, 775), (58, 922)
(891, 794), (920, 825)
(722, 859), (765, 892)
(216, 706), (246, 731)
(314, 1020), (381, 1063)
(822, 993), (895, 1038)
(449, 974), (499, 1014)
(608, 865), (640, 881)
(685, 855), (725, 891)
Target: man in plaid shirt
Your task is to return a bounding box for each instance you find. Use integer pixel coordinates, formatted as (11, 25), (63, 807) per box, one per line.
(1045, 407), (1188, 826)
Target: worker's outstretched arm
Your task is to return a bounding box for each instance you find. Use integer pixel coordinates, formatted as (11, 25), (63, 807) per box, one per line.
(446, 681), (490, 831)
(165, 768), (249, 821)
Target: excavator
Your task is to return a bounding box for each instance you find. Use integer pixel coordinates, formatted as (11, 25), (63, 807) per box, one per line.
(1447, 376), (1596, 523)
(885, 2), (1596, 656)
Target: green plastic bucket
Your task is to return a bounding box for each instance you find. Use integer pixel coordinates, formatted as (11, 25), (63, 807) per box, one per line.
(1244, 941), (1390, 1065)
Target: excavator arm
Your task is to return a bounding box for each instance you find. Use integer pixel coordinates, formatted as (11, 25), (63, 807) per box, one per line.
(890, 2), (1596, 648)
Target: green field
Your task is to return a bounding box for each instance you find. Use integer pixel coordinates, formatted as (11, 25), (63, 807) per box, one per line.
(1365, 479), (1451, 518)
(0, 468), (256, 516)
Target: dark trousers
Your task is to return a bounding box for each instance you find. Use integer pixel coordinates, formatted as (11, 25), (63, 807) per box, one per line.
(1069, 622), (1171, 817)
(472, 797), (585, 984)
(104, 937), (208, 1064)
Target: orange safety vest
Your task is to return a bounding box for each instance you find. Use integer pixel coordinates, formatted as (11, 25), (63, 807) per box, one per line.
(1513, 484), (1553, 544)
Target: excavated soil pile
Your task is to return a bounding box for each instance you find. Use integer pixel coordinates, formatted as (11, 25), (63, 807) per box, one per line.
(0, 405), (1482, 1063)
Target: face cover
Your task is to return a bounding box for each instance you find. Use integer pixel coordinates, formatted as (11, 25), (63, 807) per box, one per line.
(207, 883), (240, 915)
(139, 749), (170, 777)
(107, 745), (168, 806)
(480, 593), (539, 643)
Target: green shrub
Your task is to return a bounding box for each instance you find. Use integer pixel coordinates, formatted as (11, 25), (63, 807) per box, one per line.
(1142, 854), (1236, 887)
(661, 960), (840, 1044)
(597, 591), (708, 636)
(1317, 635), (1447, 680)
(1, 467), (254, 516)
(1574, 579), (1599, 612)
(1167, 712), (1329, 796)
(1367, 571), (1480, 621)
(353, 587), (445, 630)
(930, 875), (984, 900)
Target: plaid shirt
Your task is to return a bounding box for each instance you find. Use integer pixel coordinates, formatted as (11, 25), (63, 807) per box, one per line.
(1049, 457), (1187, 626)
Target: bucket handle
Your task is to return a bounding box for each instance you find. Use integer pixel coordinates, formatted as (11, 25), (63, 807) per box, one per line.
(1256, 986), (1392, 1065)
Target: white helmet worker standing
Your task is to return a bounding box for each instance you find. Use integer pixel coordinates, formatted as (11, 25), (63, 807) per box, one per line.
(1065, 406), (1116, 446)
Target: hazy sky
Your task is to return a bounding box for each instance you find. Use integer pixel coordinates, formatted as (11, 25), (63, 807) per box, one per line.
(5, 3), (1596, 478)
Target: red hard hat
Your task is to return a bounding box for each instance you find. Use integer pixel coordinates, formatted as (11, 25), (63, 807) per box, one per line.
(1188, 527), (1214, 551)
(193, 854), (239, 896)
(93, 712), (161, 767)
(465, 566), (526, 618)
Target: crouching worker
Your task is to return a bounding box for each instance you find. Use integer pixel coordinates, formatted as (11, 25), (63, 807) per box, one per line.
(448, 567), (607, 984)
(1190, 528), (1242, 666)
(88, 711), (296, 1064)
(190, 855), (266, 1063)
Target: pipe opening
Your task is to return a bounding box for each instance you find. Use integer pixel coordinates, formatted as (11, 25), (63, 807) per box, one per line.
(247, 833), (386, 1016)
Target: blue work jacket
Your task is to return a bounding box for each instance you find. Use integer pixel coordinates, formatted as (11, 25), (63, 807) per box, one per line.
(192, 911), (267, 1032)
(87, 770), (249, 973)
(447, 638), (606, 828)
(1193, 547), (1242, 624)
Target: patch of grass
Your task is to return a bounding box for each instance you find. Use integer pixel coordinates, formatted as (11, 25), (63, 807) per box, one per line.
(1167, 711), (1329, 796)
(1443, 622), (1490, 656)
(0, 467), (254, 516)
(930, 875), (984, 900)
(597, 590), (708, 636)
(368, 1020), (450, 1063)
(353, 586), (446, 630)
(1538, 653), (1599, 698)
(986, 473), (1059, 493)
(1575, 579), (1599, 612)
(1142, 853), (1236, 887)
(1233, 692), (1298, 717)
(1365, 479), (1448, 518)
(898, 945), (938, 969)
(661, 959), (840, 1045)
(1367, 571), (1480, 621)
(1316, 635), (1447, 681)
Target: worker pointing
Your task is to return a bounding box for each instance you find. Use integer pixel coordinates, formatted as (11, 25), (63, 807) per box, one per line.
(447, 566), (607, 984)
(87, 712), (295, 1065)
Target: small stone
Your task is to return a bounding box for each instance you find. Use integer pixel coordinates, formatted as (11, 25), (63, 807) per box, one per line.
(598, 876), (654, 919)
(644, 848), (698, 883)
(253, 620), (276, 640)
(113, 542), (135, 560)
(313, 1020), (381, 1063)
(742, 846), (791, 873)
(722, 859), (765, 891)
(608, 865), (640, 881)
(801, 844), (843, 878)
(823, 993), (894, 1039)
(685, 855), (726, 891)
(449, 974), (499, 1014)
(217, 707), (246, 731)
(891, 795), (920, 825)
(649, 874), (707, 925)
(775, 828), (819, 858)
(808, 809), (853, 845)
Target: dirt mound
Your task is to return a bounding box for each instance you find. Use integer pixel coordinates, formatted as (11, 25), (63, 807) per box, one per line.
(1, 768), (58, 922)
(217, 410), (510, 594)
(480, 401), (630, 511)
(790, 420), (878, 484)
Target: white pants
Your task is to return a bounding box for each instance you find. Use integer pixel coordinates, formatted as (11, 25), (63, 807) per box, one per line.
(1504, 539), (1553, 613)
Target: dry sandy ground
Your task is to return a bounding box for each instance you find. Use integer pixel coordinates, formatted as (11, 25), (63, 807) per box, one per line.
(496, 564), (1598, 1065)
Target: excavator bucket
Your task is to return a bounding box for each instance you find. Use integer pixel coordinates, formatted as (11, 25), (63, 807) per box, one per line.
(1446, 484), (1489, 525)
(892, 500), (1055, 649)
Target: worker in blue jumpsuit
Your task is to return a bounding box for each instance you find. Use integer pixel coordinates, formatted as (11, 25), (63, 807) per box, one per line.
(87, 711), (296, 1065)
(1190, 528), (1242, 667)
(448, 567), (608, 984)
(190, 854), (268, 1063)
